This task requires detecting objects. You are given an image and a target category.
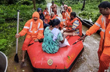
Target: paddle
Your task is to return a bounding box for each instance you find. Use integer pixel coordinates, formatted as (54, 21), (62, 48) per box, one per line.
(14, 10), (20, 63)
(72, 39), (82, 45)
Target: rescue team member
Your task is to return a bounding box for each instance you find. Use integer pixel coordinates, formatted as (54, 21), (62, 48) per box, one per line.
(43, 7), (49, 17)
(44, 12), (57, 28)
(63, 12), (82, 36)
(79, 1), (110, 72)
(50, 1), (57, 14)
(15, 12), (44, 63)
(44, 14), (50, 24)
(68, 6), (72, 16)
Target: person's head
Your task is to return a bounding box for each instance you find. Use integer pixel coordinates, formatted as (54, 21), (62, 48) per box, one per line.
(37, 8), (42, 14)
(52, 1), (54, 5)
(68, 7), (72, 12)
(45, 7), (48, 10)
(62, 2), (64, 5)
(51, 12), (55, 18)
(70, 12), (76, 19)
(49, 19), (60, 28)
(98, 1), (110, 16)
(64, 5), (68, 11)
(32, 12), (39, 21)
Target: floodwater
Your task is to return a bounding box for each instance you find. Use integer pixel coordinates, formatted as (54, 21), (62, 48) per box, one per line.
(7, 0), (101, 72)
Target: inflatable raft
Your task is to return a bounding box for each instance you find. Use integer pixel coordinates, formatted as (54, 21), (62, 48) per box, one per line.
(27, 36), (84, 72)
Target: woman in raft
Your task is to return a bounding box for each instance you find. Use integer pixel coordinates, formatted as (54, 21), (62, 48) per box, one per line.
(42, 19), (69, 53)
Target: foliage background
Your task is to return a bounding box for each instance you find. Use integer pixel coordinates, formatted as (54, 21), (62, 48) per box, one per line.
(0, 0), (46, 55)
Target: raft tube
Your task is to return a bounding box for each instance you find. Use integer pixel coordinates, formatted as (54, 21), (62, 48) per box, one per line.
(27, 36), (84, 72)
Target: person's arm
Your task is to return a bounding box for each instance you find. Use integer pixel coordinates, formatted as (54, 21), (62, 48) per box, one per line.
(57, 32), (65, 43)
(18, 20), (30, 37)
(86, 15), (102, 36)
(79, 15), (102, 41)
(60, 34), (66, 43)
(64, 20), (79, 32)
(63, 29), (74, 32)
(78, 34), (87, 42)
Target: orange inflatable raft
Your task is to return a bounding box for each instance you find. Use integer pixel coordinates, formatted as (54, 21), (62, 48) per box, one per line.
(27, 36), (84, 72)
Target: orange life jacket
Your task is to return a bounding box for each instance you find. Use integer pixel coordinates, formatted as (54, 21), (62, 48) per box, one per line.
(43, 10), (49, 16)
(44, 14), (50, 24)
(19, 12), (44, 40)
(66, 17), (82, 36)
(68, 6), (72, 16)
(50, 15), (56, 20)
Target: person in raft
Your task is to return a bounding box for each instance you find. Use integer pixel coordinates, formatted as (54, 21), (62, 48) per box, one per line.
(79, 1), (110, 72)
(42, 19), (69, 53)
(63, 12), (82, 36)
(15, 12), (44, 63)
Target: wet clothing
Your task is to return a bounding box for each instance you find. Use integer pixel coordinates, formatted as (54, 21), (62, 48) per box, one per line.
(42, 27), (63, 53)
(86, 14), (110, 72)
(19, 12), (44, 50)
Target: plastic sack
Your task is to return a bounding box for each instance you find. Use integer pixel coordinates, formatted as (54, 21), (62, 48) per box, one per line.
(59, 38), (70, 48)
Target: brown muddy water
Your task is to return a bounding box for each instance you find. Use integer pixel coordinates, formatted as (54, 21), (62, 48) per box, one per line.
(7, 1), (100, 72)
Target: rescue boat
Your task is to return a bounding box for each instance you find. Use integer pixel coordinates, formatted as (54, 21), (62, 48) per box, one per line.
(27, 36), (84, 72)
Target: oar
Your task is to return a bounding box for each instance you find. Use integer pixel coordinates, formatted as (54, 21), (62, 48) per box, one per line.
(72, 39), (82, 45)
(14, 10), (20, 63)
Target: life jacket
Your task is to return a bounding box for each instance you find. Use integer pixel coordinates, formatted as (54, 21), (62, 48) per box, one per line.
(68, 6), (72, 16)
(66, 17), (82, 36)
(60, 18), (67, 29)
(19, 12), (44, 40)
(62, 11), (70, 20)
(44, 14), (50, 24)
(43, 10), (49, 16)
(50, 15), (56, 20)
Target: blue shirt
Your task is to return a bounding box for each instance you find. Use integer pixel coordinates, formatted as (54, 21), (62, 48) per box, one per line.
(42, 27), (63, 53)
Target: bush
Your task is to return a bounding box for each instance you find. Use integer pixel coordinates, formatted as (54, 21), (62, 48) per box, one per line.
(0, 39), (7, 51)
(0, 2), (46, 55)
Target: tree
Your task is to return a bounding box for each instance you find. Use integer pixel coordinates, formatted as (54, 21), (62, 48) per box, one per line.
(81, 0), (85, 11)
(32, 0), (36, 10)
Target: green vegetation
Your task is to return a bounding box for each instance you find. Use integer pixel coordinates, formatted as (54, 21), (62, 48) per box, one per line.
(0, 0), (46, 55)
(54, 0), (106, 22)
